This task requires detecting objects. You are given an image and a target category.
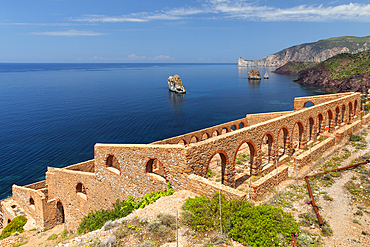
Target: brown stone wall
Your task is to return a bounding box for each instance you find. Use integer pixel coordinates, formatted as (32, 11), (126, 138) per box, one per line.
(152, 118), (249, 145)
(12, 185), (46, 228)
(245, 111), (293, 126)
(184, 93), (361, 186)
(187, 174), (246, 201)
(294, 93), (353, 111)
(64, 159), (95, 172)
(250, 165), (289, 199)
(24, 180), (47, 190)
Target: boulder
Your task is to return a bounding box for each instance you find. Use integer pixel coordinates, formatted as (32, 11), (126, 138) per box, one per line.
(168, 75), (186, 94)
(264, 71), (269, 79)
(248, 69), (261, 80)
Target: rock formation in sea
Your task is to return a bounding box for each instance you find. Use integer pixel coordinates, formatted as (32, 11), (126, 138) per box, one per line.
(168, 75), (186, 94)
(239, 35), (370, 67)
(264, 72), (269, 79)
(248, 69), (261, 80)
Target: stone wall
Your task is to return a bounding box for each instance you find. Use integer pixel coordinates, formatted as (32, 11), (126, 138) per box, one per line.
(245, 111), (293, 126)
(64, 160), (95, 172)
(250, 165), (289, 199)
(294, 93), (354, 110)
(187, 174), (247, 201)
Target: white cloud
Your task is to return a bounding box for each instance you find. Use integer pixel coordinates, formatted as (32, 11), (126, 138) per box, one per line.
(31, 30), (106, 36)
(69, 2), (370, 23)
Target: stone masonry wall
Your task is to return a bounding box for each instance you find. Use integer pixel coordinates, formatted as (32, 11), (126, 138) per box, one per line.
(294, 92), (354, 111)
(245, 111), (293, 126)
(187, 174), (247, 201)
(64, 159), (95, 172)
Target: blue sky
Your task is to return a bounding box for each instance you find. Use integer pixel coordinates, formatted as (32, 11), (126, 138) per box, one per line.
(1, 0), (370, 63)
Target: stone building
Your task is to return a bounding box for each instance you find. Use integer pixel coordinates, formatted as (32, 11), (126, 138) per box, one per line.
(0, 92), (367, 231)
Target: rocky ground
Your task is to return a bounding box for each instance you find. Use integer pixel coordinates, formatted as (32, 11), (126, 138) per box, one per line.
(1, 127), (370, 247)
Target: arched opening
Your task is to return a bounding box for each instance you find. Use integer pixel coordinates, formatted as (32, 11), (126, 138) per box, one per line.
(178, 139), (186, 145)
(317, 113), (323, 136)
(349, 102), (353, 123)
(261, 133), (274, 168)
(308, 117), (314, 141)
(29, 197), (35, 210)
(76, 183), (87, 199)
(56, 201), (65, 224)
(304, 101), (315, 108)
(202, 133), (209, 141)
(221, 128), (228, 134)
(239, 122), (244, 129)
(341, 104), (346, 124)
(327, 110), (333, 132)
(231, 125), (236, 131)
(212, 130), (219, 137)
(292, 122), (304, 150)
(190, 136), (198, 143)
(105, 155), (120, 175)
(8, 219), (11, 224)
(277, 127), (289, 157)
(234, 141), (255, 188)
(207, 151), (228, 184)
(145, 158), (167, 182)
(335, 106), (340, 126)
(354, 100), (358, 117)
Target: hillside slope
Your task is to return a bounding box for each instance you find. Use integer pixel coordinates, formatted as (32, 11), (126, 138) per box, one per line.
(294, 49), (370, 93)
(239, 36), (370, 67)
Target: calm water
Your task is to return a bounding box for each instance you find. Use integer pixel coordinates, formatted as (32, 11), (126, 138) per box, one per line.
(0, 63), (328, 199)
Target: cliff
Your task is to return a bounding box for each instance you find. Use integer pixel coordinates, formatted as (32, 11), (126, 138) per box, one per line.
(239, 35), (370, 67)
(294, 49), (370, 93)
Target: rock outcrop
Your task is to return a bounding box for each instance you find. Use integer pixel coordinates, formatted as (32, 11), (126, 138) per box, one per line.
(168, 75), (186, 94)
(264, 72), (269, 79)
(248, 69), (261, 80)
(239, 36), (370, 67)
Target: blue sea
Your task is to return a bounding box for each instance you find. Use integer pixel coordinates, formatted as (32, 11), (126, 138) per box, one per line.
(0, 63), (328, 200)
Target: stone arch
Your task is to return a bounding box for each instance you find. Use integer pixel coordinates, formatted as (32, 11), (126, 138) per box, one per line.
(201, 133), (209, 141)
(276, 126), (289, 156)
(238, 122), (244, 129)
(341, 104), (346, 124)
(349, 102), (353, 123)
(190, 136), (198, 143)
(29, 197), (35, 210)
(304, 101), (315, 108)
(317, 113), (324, 135)
(221, 127), (228, 134)
(212, 130), (219, 137)
(231, 125), (236, 131)
(326, 109), (333, 132)
(206, 150), (228, 184)
(76, 182), (87, 199)
(178, 139), (186, 145)
(56, 200), (65, 224)
(307, 117), (315, 141)
(105, 154), (121, 175)
(145, 158), (167, 182)
(291, 121), (305, 149)
(354, 99), (358, 116)
(335, 106), (340, 126)
(260, 132), (275, 167)
(233, 140), (256, 187)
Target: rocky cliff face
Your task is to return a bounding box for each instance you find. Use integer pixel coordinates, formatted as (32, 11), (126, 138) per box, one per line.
(239, 36), (370, 67)
(168, 75), (186, 94)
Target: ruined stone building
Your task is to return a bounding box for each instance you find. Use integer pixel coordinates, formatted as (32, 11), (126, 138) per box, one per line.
(0, 92), (366, 231)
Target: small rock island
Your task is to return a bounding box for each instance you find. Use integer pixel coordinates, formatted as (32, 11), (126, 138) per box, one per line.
(168, 75), (186, 94)
(248, 69), (261, 80)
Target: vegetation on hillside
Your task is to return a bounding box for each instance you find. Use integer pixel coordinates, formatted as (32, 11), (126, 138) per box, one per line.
(274, 61), (319, 74)
(77, 184), (175, 234)
(0, 215), (27, 240)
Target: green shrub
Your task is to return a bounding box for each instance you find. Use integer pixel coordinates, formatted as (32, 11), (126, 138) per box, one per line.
(0, 215), (27, 240)
(77, 184), (174, 234)
(47, 234), (58, 240)
(182, 193), (299, 246)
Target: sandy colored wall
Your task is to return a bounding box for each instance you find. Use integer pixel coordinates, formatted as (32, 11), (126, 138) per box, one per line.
(245, 111), (293, 126)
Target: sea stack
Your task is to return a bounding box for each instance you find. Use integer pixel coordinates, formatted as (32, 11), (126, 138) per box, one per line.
(264, 71), (269, 79)
(168, 75), (186, 94)
(248, 69), (261, 80)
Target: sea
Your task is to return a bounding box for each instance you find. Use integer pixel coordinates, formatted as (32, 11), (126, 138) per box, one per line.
(0, 63), (329, 200)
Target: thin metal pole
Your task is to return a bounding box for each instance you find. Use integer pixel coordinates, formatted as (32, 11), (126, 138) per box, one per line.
(176, 210), (179, 247)
(219, 188), (222, 238)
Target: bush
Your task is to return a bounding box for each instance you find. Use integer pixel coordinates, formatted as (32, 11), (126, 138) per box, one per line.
(78, 184), (174, 234)
(182, 193), (299, 246)
(157, 213), (176, 229)
(0, 215), (27, 240)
